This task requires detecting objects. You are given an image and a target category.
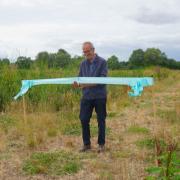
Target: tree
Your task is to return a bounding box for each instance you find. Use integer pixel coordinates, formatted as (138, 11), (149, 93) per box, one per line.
(119, 61), (129, 69)
(48, 53), (56, 68)
(35, 51), (49, 69)
(144, 48), (162, 66)
(15, 56), (33, 69)
(166, 59), (180, 69)
(129, 49), (144, 67)
(0, 58), (10, 68)
(107, 55), (120, 70)
(55, 49), (71, 68)
(158, 52), (168, 66)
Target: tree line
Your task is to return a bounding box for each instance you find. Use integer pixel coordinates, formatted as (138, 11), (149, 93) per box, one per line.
(0, 48), (180, 70)
(107, 48), (180, 70)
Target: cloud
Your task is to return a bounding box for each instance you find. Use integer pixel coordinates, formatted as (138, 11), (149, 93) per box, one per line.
(133, 7), (180, 25)
(0, 0), (180, 61)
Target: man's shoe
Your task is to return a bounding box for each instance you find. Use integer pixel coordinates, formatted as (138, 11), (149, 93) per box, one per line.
(79, 145), (91, 152)
(97, 145), (105, 153)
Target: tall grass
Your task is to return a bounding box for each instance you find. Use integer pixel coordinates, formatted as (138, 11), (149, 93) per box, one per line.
(1, 66), (174, 113)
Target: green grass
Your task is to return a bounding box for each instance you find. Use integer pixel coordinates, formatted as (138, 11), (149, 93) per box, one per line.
(135, 138), (166, 149)
(62, 123), (81, 136)
(136, 138), (155, 149)
(23, 150), (81, 175)
(127, 125), (150, 134)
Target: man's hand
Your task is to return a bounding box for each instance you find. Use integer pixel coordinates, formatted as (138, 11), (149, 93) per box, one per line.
(72, 81), (79, 88)
(73, 81), (97, 89)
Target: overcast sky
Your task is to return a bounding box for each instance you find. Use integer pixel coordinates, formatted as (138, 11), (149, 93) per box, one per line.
(0, 0), (180, 61)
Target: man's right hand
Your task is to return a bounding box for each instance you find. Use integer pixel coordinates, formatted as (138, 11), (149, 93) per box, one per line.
(72, 81), (79, 88)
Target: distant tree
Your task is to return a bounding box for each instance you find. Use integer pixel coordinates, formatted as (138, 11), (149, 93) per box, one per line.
(0, 58), (10, 68)
(48, 53), (56, 68)
(35, 51), (49, 69)
(1, 58), (10, 65)
(2, 58), (10, 65)
(129, 49), (144, 67)
(15, 56), (33, 69)
(166, 59), (180, 69)
(119, 61), (129, 69)
(107, 55), (120, 70)
(144, 48), (162, 65)
(156, 52), (167, 67)
(55, 49), (71, 68)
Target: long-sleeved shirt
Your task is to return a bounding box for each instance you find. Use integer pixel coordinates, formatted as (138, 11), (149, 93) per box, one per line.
(79, 54), (108, 99)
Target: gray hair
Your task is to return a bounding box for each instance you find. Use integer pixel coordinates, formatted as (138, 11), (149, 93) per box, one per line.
(82, 41), (95, 49)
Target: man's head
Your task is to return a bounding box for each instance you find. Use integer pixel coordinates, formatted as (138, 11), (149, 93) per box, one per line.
(82, 41), (95, 61)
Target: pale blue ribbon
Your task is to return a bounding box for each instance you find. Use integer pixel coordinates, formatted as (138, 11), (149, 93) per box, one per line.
(14, 77), (154, 100)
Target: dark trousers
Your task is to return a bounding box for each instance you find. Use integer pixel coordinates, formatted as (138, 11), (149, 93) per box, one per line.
(79, 98), (107, 146)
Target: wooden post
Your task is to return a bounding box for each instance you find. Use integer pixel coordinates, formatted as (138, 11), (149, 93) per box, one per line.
(23, 96), (27, 126)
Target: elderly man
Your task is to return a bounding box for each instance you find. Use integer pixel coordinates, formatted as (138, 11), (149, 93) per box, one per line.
(73, 42), (108, 153)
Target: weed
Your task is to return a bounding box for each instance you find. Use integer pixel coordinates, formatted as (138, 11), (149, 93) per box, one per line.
(146, 142), (180, 179)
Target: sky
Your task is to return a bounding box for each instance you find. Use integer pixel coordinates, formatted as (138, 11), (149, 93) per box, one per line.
(0, 0), (180, 61)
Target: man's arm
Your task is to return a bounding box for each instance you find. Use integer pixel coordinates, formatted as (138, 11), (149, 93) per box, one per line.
(73, 60), (107, 89)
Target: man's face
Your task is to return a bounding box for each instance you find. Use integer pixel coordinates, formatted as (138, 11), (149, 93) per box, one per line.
(82, 44), (95, 61)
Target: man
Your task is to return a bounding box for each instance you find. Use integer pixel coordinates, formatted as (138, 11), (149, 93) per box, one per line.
(73, 42), (108, 153)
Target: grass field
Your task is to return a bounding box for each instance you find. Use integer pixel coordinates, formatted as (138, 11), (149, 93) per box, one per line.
(0, 67), (179, 179)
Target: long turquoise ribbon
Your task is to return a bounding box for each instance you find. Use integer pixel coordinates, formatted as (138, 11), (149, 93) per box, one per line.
(14, 77), (154, 100)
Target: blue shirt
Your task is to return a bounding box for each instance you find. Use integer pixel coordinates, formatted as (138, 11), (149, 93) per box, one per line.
(79, 55), (108, 99)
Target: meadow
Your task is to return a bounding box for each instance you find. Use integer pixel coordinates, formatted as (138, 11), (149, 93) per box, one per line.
(0, 66), (179, 179)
